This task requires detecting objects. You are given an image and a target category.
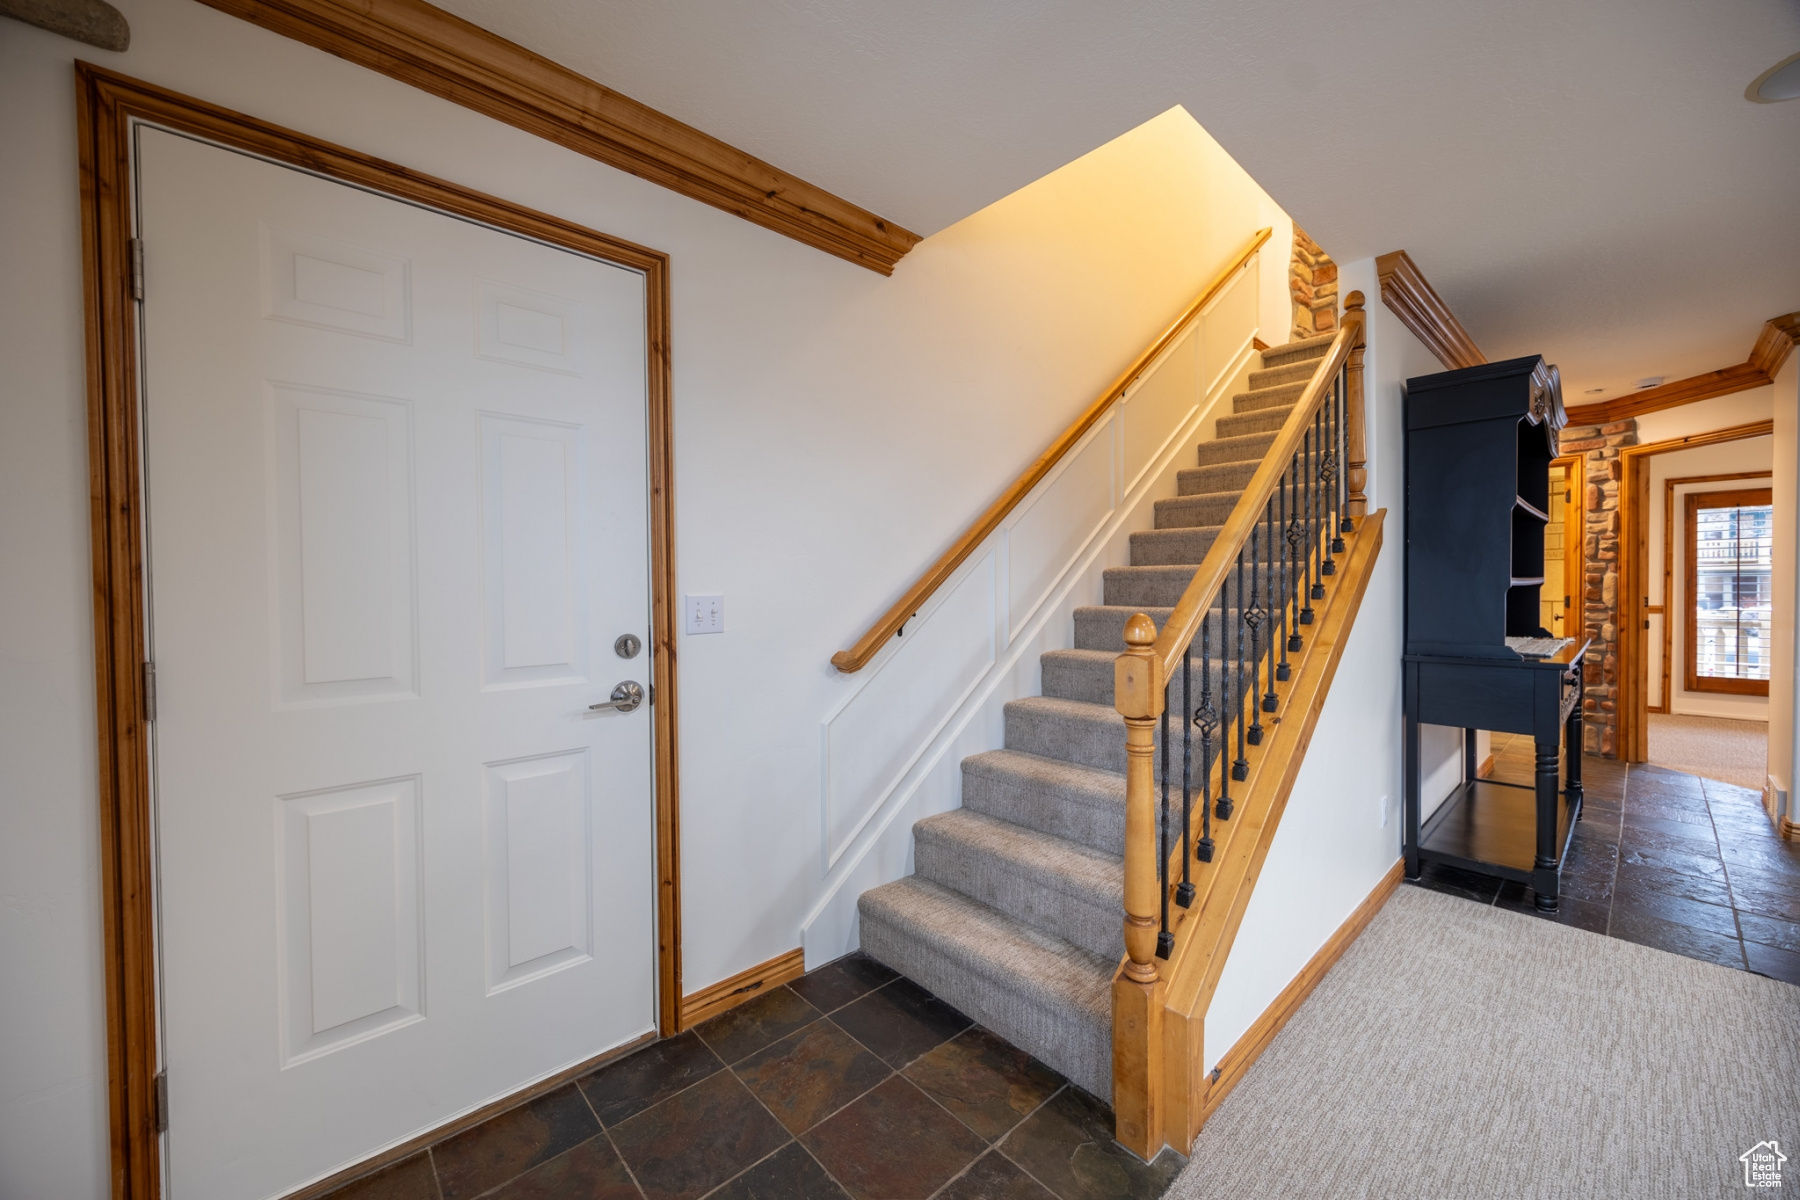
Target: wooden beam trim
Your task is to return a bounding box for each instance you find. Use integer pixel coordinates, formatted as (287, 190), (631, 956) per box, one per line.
(1564, 361), (1771, 426)
(191, 0), (921, 274)
(1748, 312), (1800, 378)
(678, 949), (806, 1029)
(1373, 250), (1485, 370)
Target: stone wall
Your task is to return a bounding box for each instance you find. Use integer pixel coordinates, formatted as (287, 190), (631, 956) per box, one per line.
(1289, 226), (1337, 341)
(1560, 418), (1639, 756)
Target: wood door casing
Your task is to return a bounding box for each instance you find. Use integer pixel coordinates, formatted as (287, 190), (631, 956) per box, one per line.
(1683, 486), (1774, 698)
(76, 63), (680, 1200)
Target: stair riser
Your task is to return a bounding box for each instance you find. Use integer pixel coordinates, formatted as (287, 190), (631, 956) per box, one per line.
(1129, 527), (1219, 566)
(1232, 385), (1305, 414)
(914, 828), (1121, 962)
(1216, 406), (1293, 440)
(1005, 700), (1129, 773)
(1259, 335), (1334, 368)
(1103, 560), (1273, 607)
(1154, 492), (1237, 530)
(961, 754), (1124, 855)
(1178, 462), (1259, 496)
(1196, 431), (1276, 467)
(857, 893), (1113, 1100)
(1247, 360), (1315, 390)
(1072, 606), (1172, 651)
(1041, 653), (1230, 707)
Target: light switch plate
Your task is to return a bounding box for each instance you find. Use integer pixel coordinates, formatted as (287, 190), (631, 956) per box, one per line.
(685, 593), (723, 635)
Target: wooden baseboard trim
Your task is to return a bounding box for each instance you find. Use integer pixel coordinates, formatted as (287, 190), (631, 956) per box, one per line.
(282, 1029), (655, 1200)
(1477, 753), (1495, 778)
(1782, 817), (1798, 842)
(679, 948), (805, 1029)
(1194, 859), (1403, 1130)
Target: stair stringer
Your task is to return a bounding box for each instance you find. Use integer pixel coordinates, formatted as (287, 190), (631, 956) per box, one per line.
(1141, 510), (1386, 1154)
(802, 315), (1265, 967)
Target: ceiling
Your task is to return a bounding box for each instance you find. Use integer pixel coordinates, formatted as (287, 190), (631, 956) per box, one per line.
(432, 0), (1800, 398)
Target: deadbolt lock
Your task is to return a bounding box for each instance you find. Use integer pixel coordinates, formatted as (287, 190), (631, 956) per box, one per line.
(614, 633), (642, 659)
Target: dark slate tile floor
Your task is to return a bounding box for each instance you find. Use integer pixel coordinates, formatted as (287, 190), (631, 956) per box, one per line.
(1409, 737), (1800, 987)
(322, 952), (1184, 1200)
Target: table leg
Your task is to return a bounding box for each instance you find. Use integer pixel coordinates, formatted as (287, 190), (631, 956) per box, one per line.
(1404, 714), (1421, 880)
(1532, 735), (1560, 911)
(1565, 673), (1584, 816)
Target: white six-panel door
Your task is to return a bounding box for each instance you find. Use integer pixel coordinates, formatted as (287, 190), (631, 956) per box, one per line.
(136, 126), (657, 1200)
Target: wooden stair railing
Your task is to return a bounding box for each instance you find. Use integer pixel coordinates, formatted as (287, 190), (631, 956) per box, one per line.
(1111, 296), (1381, 1158)
(830, 227), (1274, 673)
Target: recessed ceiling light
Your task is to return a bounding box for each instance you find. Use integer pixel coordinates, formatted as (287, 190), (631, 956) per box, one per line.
(1749, 51), (1800, 102)
(1635, 377), (1664, 389)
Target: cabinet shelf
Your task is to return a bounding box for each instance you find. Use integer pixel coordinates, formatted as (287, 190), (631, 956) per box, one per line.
(1509, 576), (1545, 588)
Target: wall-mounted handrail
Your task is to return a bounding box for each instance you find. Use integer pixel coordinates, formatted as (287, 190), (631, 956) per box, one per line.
(829, 227), (1274, 673)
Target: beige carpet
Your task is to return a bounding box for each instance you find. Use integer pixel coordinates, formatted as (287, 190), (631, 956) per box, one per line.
(1650, 713), (1768, 792)
(1168, 887), (1800, 1199)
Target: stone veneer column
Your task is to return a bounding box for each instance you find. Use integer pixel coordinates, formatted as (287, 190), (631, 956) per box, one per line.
(1558, 418), (1639, 757)
(1289, 227), (1338, 341)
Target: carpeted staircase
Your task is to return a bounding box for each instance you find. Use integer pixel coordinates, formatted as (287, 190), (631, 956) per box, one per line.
(857, 332), (1335, 1101)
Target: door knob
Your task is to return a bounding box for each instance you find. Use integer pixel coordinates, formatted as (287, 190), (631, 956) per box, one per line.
(589, 681), (644, 714)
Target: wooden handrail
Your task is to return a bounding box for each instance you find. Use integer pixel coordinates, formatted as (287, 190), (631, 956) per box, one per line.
(829, 228), (1273, 672)
(1147, 312), (1362, 681)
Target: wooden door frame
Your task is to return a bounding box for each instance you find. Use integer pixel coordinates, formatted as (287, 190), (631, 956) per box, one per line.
(1551, 455), (1584, 637)
(76, 63), (682, 1199)
(1656, 472), (1775, 712)
(1617, 420), (1773, 761)
(1681, 486), (1775, 698)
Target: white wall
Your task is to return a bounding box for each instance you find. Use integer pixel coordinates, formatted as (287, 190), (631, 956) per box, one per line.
(0, 4), (1294, 1192)
(1204, 256), (1441, 1067)
(1644, 438), (1773, 720)
(1770, 360), (1799, 825)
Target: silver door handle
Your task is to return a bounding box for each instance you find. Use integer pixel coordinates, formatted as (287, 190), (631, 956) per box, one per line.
(589, 681), (644, 714)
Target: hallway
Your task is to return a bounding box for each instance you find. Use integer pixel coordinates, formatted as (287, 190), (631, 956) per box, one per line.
(1413, 747), (1800, 984)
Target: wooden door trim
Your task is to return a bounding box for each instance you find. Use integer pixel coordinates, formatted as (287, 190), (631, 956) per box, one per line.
(76, 62), (683, 1200)
(1616, 420), (1773, 761)
(1658, 472), (1773, 714)
(1682, 487), (1774, 698)
(189, 0), (920, 274)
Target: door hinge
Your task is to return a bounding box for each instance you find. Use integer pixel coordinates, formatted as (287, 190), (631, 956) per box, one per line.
(153, 1071), (168, 1133)
(142, 661), (157, 723)
(130, 238), (145, 302)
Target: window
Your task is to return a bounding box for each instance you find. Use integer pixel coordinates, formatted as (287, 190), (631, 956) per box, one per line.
(1684, 487), (1772, 695)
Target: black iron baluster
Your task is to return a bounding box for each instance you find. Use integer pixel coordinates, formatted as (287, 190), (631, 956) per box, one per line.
(1177, 635), (1195, 906)
(1196, 609), (1216, 860)
(1285, 454), (1305, 653)
(1219, 574), (1237, 814)
(1277, 461), (1295, 677)
(1233, 545), (1252, 774)
(1322, 381), (1341, 573)
(1333, 367), (1352, 543)
(1308, 413), (1326, 604)
(1261, 492), (1279, 713)
(1244, 520), (1265, 746)
(1158, 679), (1172, 958)
(1300, 421), (1318, 620)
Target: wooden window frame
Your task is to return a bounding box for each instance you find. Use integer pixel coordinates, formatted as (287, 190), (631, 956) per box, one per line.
(76, 63), (682, 1200)
(1682, 486), (1774, 697)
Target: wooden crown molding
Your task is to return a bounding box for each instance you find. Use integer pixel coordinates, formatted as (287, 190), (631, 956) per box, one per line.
(192, 0), (922, 274)
(1374, 250), (1486, 370)
(1564, 311), (1800, 426)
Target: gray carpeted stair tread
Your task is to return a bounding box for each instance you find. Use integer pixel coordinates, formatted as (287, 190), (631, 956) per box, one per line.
(857, 876), (1114, 1099)
(961, 749), (1126, 853)
(1216, 404), (1295, 440)
(1104, 563), (1203, 608)
(1196, 429), (1278, 466)
(915, 809), (1122, 961)
(1129, 525), (1221, 567)
(1258, 332), (1335, 367)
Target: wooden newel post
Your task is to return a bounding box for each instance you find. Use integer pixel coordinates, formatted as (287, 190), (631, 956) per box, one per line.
(1112, 613), (1165, 1160)
(1344, 291), (1368, 519)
